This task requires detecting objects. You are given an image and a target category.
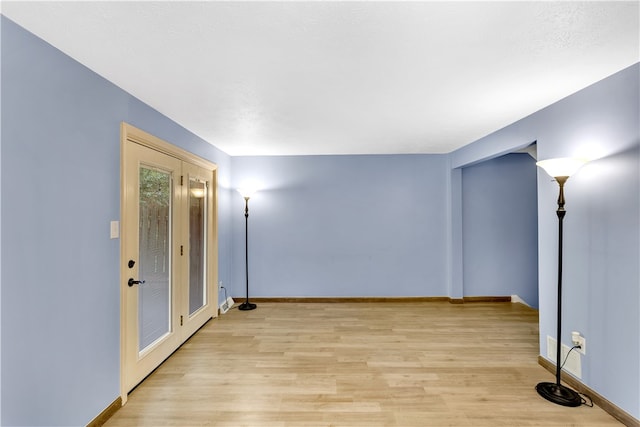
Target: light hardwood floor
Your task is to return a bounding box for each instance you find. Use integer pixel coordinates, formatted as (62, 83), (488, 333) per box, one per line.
(105, 302), (622, 426)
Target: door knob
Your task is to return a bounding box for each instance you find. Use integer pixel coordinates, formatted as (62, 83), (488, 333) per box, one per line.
(128, 278), (146, 287)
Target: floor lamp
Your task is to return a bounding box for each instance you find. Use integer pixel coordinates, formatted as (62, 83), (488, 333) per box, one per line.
(535, 157), (587, 407)
(237, 188), (257, 311)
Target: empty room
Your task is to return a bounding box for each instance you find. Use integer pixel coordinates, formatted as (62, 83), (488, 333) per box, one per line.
(1, 1), (638, 426)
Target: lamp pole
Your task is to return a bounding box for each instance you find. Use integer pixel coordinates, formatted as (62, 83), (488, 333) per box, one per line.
(554, 176), (567, 388)
(535, 158), (586, 407)
(238, 194), (256, 311)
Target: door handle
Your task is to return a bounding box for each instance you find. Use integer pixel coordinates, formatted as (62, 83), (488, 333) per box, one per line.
(128, 278), (146, 287)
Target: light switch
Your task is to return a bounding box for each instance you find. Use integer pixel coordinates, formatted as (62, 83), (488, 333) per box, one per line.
(110, 221), (119, 239)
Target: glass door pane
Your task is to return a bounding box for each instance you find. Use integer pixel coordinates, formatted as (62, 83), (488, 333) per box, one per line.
(138, 166), (172, 353)
(188, 179), (207, 315)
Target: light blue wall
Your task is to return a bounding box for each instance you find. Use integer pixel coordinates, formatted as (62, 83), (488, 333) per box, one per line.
(451, 63), (639, 419)
(462, 153), (538, 306)
(446, 167), (463, 299)
(2, 13), (638, 426)
(230, 155), (450, 298)
(0, 17), (232, 426)
(535, 64), (639, 418)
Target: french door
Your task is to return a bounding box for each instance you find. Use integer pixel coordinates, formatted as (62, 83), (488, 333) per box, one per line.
(120, 123), (217, 402)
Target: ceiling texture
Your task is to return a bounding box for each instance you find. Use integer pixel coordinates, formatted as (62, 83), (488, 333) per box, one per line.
(2, 1), (639, 156)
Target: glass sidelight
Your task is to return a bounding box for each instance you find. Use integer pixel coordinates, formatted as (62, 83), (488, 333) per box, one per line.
(138, 167), (173, 353)
(188, 179), (207, 315)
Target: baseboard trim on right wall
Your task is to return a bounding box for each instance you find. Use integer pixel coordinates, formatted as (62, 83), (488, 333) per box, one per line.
(86, 396), (122, 427)
(538, 356), (639, 427)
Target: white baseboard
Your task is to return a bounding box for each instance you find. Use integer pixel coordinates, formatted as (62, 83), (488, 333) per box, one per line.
(511, 294), (531, 307)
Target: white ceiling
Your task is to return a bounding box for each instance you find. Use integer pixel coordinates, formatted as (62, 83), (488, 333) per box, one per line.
(3, 1), (638, 156)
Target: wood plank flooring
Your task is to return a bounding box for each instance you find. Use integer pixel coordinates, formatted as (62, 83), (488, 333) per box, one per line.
(105, 302), (623, 426)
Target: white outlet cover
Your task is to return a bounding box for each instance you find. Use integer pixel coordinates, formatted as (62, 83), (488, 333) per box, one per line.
(575, 335), (586, 355)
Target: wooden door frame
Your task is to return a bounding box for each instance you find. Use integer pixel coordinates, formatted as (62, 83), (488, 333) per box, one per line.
(119, 122), (219, 404)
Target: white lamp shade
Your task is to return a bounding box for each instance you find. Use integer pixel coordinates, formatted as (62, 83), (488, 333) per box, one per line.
(536, 157), (587, 178)
(237, 187), (258, 198)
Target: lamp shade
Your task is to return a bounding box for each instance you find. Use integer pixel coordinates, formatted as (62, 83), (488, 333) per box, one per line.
(237, 187), (258, 199)
(536, 157), (587, 178)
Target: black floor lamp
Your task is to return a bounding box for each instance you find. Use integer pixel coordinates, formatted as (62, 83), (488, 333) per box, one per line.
(238, 188), (257, 311)
(535, 157), (587, 407)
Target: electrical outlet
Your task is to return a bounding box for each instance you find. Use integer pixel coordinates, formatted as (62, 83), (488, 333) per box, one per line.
(573, 335), (586, 355)
(571, 331), (586, 355)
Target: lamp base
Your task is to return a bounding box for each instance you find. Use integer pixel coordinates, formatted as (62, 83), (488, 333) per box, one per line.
(536, 382), (581, 407)
(238, 301), (257, 311)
